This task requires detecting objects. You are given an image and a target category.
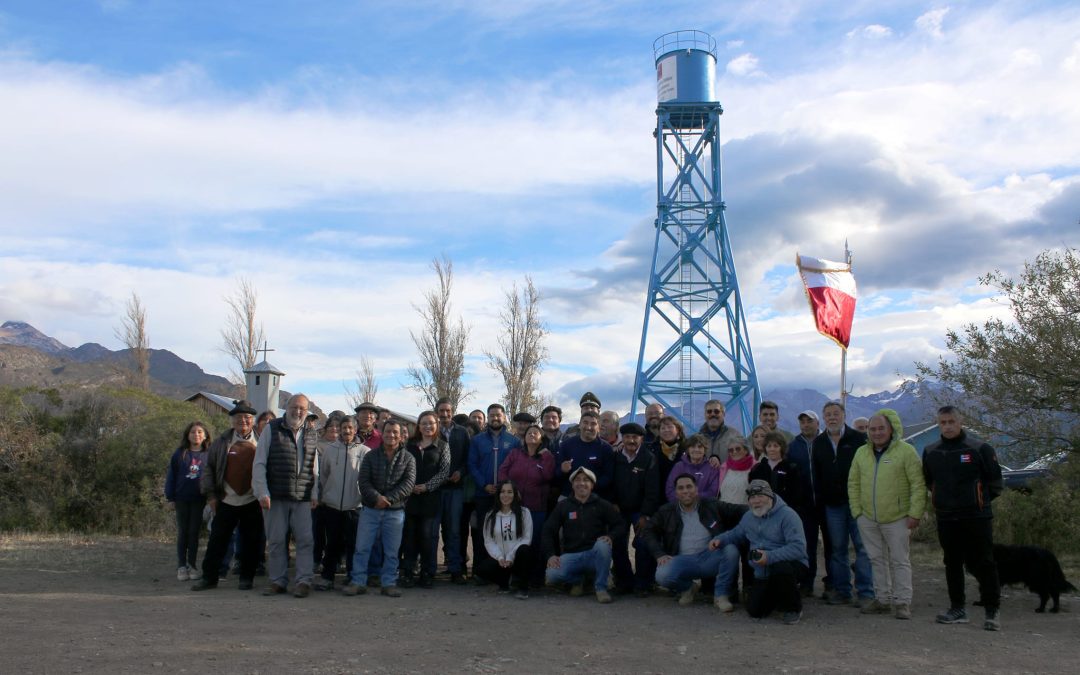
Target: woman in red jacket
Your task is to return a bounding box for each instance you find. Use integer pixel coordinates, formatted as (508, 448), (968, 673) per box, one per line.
(498, 423), (555, 586)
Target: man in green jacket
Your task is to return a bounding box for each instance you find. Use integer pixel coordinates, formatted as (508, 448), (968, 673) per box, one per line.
(848, 408), (925, 620)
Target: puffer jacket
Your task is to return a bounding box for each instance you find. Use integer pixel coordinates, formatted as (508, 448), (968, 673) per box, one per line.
(358, 445), (416, 510)
(847, 408), (926, 524)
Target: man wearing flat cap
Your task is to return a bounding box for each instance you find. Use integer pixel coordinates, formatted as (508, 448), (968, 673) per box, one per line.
(192, 400), (262, 591)
(611, 422), (660, 595)
(511, 411), (536, 442)
(709, 479), (809, 624)
(543, 466), (627, 603)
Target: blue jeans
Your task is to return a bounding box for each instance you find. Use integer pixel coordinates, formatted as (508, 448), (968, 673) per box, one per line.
(545, 539), (613, 591)
(824, 504), (873, 599)
(655, 545), (740, 597)
(349, 507), (405, 588)
(436, 489), (464, 573)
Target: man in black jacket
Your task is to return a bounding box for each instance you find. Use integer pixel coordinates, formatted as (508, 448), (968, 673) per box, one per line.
(643, 473), (746, 611)
(922, 406), (1004, 631)
(811, 400), (872, 606)
(611, 423), (660, 596)
(435, 397), (471, 584)
(543, 467), (627, 603)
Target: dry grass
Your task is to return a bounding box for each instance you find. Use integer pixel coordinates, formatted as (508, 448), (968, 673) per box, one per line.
(0, 531), (169, 576)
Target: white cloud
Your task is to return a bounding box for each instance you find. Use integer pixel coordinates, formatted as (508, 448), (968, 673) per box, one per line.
(726, 53), (762, 77)
(915, 7), (950, 38)
(847, 24), (892, 39)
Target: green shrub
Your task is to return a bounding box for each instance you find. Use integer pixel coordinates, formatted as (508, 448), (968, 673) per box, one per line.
(993, 453), (1080, 554)
(0, 385), (228, 535)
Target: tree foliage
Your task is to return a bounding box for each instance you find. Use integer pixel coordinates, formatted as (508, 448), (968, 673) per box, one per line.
(916, 247), (1080, 462)
(115, 291), (150, 391)
(405, 256), (472, 409)
(485, 276), (548, 414)
(220, 277), (267, 384)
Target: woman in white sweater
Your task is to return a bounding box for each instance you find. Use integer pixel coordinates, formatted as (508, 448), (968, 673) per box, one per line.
(475, 480), (533, 599)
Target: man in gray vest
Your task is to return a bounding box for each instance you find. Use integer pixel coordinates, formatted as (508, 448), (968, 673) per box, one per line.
(253, 393), (319, 598)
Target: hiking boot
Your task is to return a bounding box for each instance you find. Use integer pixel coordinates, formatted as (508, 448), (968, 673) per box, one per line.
(262, 582), (287, 596)
(450, 572), (466, 585)
(983, 608), (1001, 631)
(177, 566), (190, 582)
(569, 583), (585, 597)
(400, 575), (416, 588)
(860, 599), (892, 615)
(782, 610), (802, 625)
(292, 583), (311, 598)
(679, 581), (701, 607)
(596, 589), (613, 604)
(894, 603), (912, 620)
(190, 579), (217, 592)
(237, 578), (253, 591)
(826, 591), (852, 605)
(936, 607), (968, 624)
(714, 595), (734, 613)
(340, 582), (367, 596)
(852, 596), (873, 610)
(381, 586), (402, 598)
(313, 577), (334, 591)
(418, 575), (434, 589)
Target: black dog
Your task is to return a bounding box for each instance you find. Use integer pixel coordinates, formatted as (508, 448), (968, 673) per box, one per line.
(971, 544), (1077, 613)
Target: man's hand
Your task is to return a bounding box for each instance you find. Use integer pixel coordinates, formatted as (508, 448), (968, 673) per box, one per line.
(375, 495), (391, 509)
(635, 516), (648, 532)
(484, 484), (496, 495)
(310, 498), (318, 510)
(907, 517), (920, 530)
(656, 555), (673, 567)
(259, 496), (271, 510)
(708, 456), (722, 468)
(413, 485), (427, 495)
(499, 559), (512, 569)
(449, 471), (461, 483)
(547, 556), (561, 569)
(708, 538), (722, 551)
(560, 460), (572, 474)
(166, 502), (176, 511)
(597, 535), (612, 547)
(752, 550), (769, 567)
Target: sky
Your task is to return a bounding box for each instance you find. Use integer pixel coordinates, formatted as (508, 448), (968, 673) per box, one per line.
(1, 0), (1077, 421)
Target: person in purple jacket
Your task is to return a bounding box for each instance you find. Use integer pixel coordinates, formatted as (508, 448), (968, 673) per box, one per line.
(665, 435), (719, 502)
(499, 424), (556, 586)
(166, 421), (210, 582)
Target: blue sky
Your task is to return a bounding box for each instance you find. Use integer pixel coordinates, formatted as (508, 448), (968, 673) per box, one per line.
(2, 1), (1078, 421)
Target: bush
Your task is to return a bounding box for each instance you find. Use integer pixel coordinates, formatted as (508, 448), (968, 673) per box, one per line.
(993, 453), (1080, 554)
(0, 386), (228, 536)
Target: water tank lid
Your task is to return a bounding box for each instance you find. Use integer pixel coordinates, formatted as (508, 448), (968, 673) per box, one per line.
(653, 30), (717, 63)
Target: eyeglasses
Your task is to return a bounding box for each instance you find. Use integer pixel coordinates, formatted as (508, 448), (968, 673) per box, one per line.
(746, 486), (770, 497)
(705, 409), (723, 415)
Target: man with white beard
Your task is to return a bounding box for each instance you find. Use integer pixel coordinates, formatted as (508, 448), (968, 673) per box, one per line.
(709, 479), (808, 624)
(253, 393), (319, 598)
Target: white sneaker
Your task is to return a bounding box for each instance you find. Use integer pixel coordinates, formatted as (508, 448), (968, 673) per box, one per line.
(177, 566), (189, 582)
(714, 595), (734, 613)
(187, 567), (201, 581)
(679, 581), (701, 607)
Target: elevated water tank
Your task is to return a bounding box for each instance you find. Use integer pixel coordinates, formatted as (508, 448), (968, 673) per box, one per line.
(654, 30), (717, 104)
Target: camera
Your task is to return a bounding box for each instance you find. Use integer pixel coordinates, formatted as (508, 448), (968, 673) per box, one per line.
(749, 549), (763, 562)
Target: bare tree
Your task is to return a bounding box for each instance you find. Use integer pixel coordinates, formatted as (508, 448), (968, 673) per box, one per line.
(485, 276), (548, 414)
(220, 277), (266, 383)
(405, 255), (472, 409)
(343, 355), (379, 409)
(114, 291), (150, 391)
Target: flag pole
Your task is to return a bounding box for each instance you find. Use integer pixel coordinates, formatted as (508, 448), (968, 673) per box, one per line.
(840, 240), (851, 407)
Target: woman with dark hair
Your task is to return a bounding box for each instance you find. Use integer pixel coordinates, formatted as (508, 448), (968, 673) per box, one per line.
(655, 415), (687, 498)
(665, 433), (720, 501)
(401, 411), (450, 588)
(166, 421), (211, 582)
(749, 430), (805, 511)
(498, 423), (555, 586)
(475, 480), (533, 599)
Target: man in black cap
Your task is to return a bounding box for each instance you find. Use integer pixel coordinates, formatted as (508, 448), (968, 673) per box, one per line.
(353, 401), (383, 450)
(511, 411), (536, 442)
(564, 391), (602, 439)
(611, 422), (660, 596)
(192, 400), (262, 591)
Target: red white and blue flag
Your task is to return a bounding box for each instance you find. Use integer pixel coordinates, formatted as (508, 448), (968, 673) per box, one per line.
(796, 254), (858, 350)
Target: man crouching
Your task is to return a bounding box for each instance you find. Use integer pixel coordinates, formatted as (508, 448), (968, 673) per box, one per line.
(709, 479), (808, 624)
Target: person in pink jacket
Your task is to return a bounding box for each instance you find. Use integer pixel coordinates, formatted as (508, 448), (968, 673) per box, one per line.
(498, 424), (556, 586)
(665, 434), (720, 502)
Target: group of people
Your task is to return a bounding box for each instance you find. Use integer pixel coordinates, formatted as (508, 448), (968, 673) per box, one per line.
(164, 391), (1005, 629)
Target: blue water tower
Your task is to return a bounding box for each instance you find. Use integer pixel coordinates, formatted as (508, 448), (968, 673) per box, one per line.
(631, 30), (761, 432)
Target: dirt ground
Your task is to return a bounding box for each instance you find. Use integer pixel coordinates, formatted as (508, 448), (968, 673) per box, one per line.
(1, 534), (1078, 674)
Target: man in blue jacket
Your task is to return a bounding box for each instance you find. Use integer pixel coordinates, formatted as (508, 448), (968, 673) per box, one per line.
(709, 480), (808, 624)
(556, 411), (615, 499)
(467, 403), (521, 570)
(435, 397), (472, 584)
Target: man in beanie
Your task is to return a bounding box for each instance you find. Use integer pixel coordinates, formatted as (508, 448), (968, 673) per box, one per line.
(709, 479), (808, 624)
(543, 466), (626, 603)
(192, 400), (262, 591)
(611, 422), (660, 595)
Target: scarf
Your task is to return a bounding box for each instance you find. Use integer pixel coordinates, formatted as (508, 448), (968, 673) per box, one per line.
(723, 454), (755, 472)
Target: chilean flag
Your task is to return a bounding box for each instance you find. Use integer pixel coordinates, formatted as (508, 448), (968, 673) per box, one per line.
(796, 254), (857, 349)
